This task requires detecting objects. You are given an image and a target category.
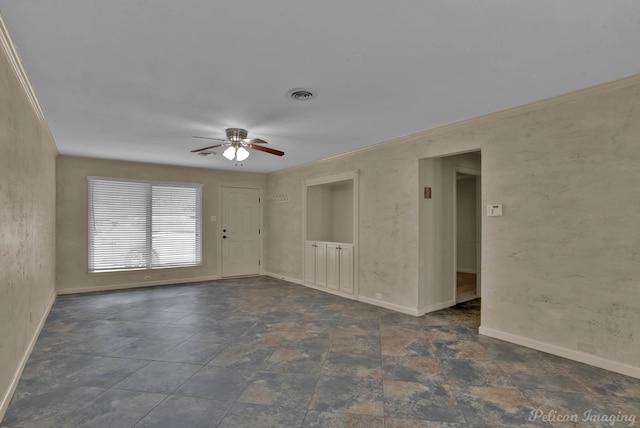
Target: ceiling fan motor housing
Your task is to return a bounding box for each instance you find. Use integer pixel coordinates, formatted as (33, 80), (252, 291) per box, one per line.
(226, 128), (248, 141)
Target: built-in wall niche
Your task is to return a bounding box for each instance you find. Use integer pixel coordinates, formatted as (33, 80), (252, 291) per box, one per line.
(306, 179), (353, 243)
(303, 171), (359, 298)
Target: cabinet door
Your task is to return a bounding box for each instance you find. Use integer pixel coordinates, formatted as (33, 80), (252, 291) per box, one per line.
(326, 244), (340, 290)
(339, 245), (354, 294)
(315, 243), (327, 287)
(304, 242), (317, 284)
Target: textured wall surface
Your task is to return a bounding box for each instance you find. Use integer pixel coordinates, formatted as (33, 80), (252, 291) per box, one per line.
(266, 75), (640, 371)
(0, 21), (57, 418)
(56, 156), (266, 293)
(476, 78), (640, 371)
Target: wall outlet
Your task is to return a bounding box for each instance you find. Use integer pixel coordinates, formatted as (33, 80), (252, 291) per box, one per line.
(375, 293), (382, 300)
(144, 276), (152, 281)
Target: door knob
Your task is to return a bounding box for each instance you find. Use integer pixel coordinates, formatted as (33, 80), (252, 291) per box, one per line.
(223, 235), (227, 239)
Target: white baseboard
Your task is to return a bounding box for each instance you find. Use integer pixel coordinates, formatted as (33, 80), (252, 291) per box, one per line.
(266, 274), (421, 316)
(57, 275), (221, 295)
(418, 300), (456, 316)
(357, 295), (421, 316)
(263, 272), (304, 286)
(300, 282), (358, 300)
(457, 268), (477, 274)
(1, 292), (56, 421)
(265, 274), (427, 317)
(479, 326), (640, 379)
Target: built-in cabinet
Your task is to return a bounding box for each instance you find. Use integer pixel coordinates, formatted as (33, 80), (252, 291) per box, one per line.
(305, 241), (353, 293)
(304, 241), (326, 287)
(303, 172), (358, 298)
(327, 243), (353, 293)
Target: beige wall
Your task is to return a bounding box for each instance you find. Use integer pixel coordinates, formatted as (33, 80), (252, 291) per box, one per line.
(0, 20), (57, 419)
(56, 156), (266, 293)
(266, 75), (640, 375)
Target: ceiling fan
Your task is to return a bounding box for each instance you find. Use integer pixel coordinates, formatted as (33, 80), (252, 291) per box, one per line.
(191, 128), (284, 161)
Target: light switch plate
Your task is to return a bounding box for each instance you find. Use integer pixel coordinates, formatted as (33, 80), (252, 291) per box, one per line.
(487, 204), (503, 217)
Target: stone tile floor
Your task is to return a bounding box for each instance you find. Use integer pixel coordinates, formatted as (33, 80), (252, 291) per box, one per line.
(2, 276), (638, 427)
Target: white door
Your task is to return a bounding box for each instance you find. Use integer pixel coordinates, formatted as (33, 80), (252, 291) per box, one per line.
(326, 243), (340, 290)
(315, 243), (327, 287)
(304, 241), (317, 284)
(339, 245), (354, 294)
(221, 187), (261, 277)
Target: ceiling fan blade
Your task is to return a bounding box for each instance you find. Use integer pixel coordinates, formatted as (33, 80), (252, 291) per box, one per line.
(192, 136), (227, 142)
(245, 138), (268, 145)
(191, 144), (223, 153)
(249, 144), (284, 156)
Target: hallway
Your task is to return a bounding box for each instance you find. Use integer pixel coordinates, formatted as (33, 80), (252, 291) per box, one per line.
(456, 272), (478, 304)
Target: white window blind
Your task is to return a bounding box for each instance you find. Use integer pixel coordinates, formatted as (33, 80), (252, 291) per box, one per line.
(88, 177), (202, 272)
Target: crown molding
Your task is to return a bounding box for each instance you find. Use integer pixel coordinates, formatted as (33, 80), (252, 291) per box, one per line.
(0, 12), (58, 154)
(270, 73), (640, 176)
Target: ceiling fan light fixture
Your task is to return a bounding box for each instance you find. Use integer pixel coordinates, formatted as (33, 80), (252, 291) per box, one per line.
(222, 146), (236, 160)
(192, 128), (283, 160)
(236, 146), (250, 161)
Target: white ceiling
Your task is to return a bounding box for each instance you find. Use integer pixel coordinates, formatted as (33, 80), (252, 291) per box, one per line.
(2, 1), (639, 173)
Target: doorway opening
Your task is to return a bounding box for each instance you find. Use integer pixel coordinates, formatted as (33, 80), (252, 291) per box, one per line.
(454, 169), (481, 304)
(417, 150), (481, 315)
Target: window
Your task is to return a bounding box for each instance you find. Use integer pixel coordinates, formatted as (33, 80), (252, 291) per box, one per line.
(88, 177), (202, 272)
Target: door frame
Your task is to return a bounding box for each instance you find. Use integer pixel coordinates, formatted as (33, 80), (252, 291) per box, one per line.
(219, 185), (263, 278)
(452, 166), (481, 302)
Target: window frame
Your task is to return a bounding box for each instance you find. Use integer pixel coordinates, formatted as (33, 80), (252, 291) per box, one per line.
(87, 176), (203, 273)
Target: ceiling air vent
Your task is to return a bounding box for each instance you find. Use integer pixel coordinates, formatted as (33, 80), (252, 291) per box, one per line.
(286, 88), (317, 101)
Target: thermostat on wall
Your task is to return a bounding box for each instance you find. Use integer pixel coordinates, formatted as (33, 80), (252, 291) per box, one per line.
(487, 204), (503, 217)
